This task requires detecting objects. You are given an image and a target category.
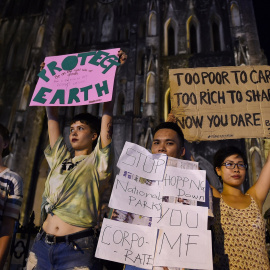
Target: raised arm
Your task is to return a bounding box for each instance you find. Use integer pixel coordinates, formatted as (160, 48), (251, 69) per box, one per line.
(39, 62), (61, 148)
(100, 50), (127, 149)
(46, 106), (61, 148)
(248, 151), (270, 209)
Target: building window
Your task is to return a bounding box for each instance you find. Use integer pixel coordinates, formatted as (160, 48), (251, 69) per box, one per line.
(190, 24), (197, 53)
(231, 3), (241, 27)
(164, 18), (178, 56)
(168, 25), (175, 56)
(101, 13), (113, 42)
(137, 51), (145, 75)
(148, 12), (157, 36)
(146, 72), (155, 103)
(210, 15), (224, 52)
(135, 87), (144, 116)
(187, 16), (200, 54)
(212, 21), (221, 52)
(164, 88), (171, 121)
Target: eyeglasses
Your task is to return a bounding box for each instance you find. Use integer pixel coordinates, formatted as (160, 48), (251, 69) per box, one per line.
(221, 162), (247, 170)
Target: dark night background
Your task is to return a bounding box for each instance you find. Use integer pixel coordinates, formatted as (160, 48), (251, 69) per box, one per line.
(253, 0), (270, 64)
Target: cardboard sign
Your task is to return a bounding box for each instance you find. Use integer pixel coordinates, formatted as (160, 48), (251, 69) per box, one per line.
(30, 48), (120, 106)
(163, 167), (206, 202)
(109, 175), (162, 217)
(117, 142), (168, 181)
(95, 219), (158, 269)
(169, 65), (270, 141)
(153, 227), (212, 269)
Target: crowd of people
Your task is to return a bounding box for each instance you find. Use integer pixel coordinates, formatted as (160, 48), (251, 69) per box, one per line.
(0, 50), (270, 270)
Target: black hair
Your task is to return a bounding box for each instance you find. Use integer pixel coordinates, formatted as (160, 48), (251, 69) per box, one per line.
(0, 124), (10, 157)
(153, 122), (185, 148)
(70, 113), (101, 148)
(213, 146), (247, 170)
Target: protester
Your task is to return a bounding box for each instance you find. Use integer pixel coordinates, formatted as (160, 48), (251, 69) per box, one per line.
(0, 124), (23, 269)
(123, 121), (186, 270)
(211, 146), (270, 269)
(26, 51), (126, 270)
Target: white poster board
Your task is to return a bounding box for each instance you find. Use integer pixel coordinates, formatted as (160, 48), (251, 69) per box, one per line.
(163, 167), (206, 202)
(109, 175), (162, 217)
(154, 227), (212, 270)
(95, 219), (158, 269)
(117, 142), (168, 181)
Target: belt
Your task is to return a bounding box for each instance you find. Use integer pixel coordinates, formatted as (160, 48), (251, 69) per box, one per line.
(39, 227), (98, 245)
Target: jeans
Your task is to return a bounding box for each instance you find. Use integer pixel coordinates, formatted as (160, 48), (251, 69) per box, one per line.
(26, 231), (102, 270)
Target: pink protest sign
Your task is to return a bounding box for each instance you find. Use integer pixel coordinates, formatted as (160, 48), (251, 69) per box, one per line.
(30, 48), (120, 106)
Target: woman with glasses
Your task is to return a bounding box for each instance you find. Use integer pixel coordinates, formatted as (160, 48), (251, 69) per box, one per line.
(210, 146), (270, 269)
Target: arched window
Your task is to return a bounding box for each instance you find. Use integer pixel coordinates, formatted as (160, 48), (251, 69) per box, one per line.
(186, 16), (200, 54)
(164, 88), (171, 121)
(148, 12), (157, 36)
(168, 25), (175, 56)
(212, 21), (220, 52)
(35, 25), (45, 47)
(190, 23), (197, 53)
(19, 84), (31, 111)
(117, 93), (125, 115)
(135, 87), (144, 116)
(210, 15), (224, 52)
(231, 3), (241, 27)
(137, 51), (145, 75)
(164, 18), (178, 56)
(146, 72), (155, 103)
(101, 13), (113, 42)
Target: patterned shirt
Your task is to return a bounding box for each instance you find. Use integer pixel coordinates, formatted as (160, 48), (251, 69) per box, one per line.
(0, 168), (23, 226)
(41, 136), (112, 228)
(211, 194), (269, 270)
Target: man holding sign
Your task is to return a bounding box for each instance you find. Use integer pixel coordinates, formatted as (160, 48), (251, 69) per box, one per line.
(26, 51), (127, 270)
(123, 121), (186, 270)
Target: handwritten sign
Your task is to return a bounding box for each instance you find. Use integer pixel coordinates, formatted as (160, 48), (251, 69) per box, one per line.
(153, 227), (212, 269)
(152, 203), (208, 230)
(169, 65), (270, 141)
(109, 175), (162, 217)
(95, 219), (158, 269)
(30, 48), (120, 106)
(117, 142), (168, 181)
(163, 167), (206, 202)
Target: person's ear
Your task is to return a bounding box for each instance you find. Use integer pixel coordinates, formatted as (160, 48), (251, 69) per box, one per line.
(91, 133), (98, 141)
(215, 167), (221, 176)
(180, 147), (185, 158)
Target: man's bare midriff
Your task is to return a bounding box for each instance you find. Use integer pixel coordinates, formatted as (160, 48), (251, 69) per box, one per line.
(42, 214), (87, 236)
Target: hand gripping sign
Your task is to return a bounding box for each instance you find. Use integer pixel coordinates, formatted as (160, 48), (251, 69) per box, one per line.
(30, 48), (120, 106)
